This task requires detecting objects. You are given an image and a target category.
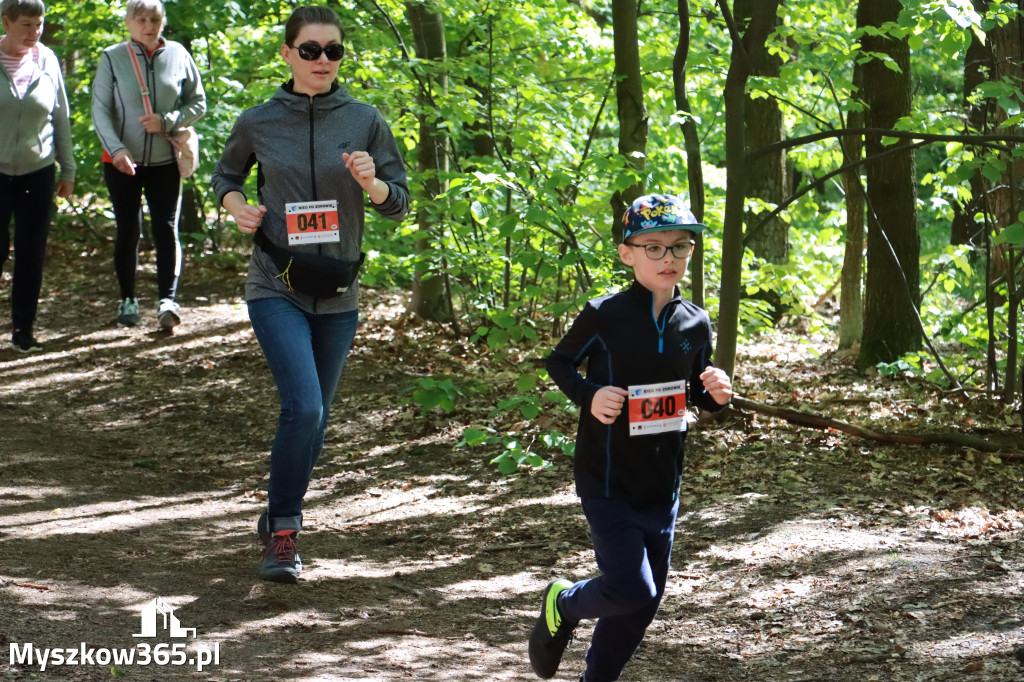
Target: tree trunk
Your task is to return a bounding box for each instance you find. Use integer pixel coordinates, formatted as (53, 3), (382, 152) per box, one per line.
(978, 8), (1023, 397)
(838, 64), (865, 349)
(857, 0), (922, 368)
(179, 183), (205, 248)
(610, 0), (647, 241)
(983, 12), (1024, 236)
(714, 0), (781, 380)
(674, 0), (706, 307)
(406, 3), (451, 322)
(951, 0), (993, 247)
(736, 0), (788, 266)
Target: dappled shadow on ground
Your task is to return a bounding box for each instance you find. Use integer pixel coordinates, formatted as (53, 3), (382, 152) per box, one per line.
(1, 248), (1023, 681)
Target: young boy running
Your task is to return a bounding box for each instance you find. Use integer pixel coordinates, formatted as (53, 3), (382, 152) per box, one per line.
(529, 194), (733, 681)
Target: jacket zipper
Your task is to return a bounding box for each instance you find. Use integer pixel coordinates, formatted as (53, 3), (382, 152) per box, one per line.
(653, 300), (667, 353)
(308, 96), (317, 199)
(307, 94), (321, 305)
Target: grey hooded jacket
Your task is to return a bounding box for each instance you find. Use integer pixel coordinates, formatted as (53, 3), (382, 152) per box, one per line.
(91, 39), (206, 166)
(0, 42), (75, 181)
(211, 81), (410, 314)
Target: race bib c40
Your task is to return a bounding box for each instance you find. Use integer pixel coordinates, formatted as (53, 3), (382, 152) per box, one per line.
(627, 380), (687, 436)
(285, 200), (340, 245)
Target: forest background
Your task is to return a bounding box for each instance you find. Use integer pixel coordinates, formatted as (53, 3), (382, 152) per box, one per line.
(2, 1), (1024, 680)
(40, 0), (1023, 465)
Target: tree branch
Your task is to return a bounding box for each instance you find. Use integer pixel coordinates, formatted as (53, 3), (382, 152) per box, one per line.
(744, 140), (929, 247)
(731, 396), (1021, 457)
(748, 127), (1023, 161)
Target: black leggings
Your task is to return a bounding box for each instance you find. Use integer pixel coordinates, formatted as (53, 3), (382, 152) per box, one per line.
(0, 164), (55, 332)
(103, 162), (181, 301)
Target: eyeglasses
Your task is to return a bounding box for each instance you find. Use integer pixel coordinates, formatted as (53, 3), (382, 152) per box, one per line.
(625, 241), (695, 260)
(291, 41), (344, 61)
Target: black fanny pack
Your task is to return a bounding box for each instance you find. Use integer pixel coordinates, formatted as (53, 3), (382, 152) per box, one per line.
(254, 230), (365, 299)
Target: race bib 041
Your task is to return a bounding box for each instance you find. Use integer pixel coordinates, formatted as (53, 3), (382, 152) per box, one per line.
(285, 200), (340, 245)
(627, 380), (687, 436)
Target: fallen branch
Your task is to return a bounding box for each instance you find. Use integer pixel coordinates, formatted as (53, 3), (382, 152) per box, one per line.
(731, 396), (1021, 457)
(10, 582), (51, 591)
(377, 628), (432, 638)
(479, 541), (548, 553)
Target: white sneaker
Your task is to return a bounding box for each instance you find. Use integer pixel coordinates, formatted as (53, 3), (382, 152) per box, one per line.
(117, 298), (140, 327)
(157, 298), (181, 329)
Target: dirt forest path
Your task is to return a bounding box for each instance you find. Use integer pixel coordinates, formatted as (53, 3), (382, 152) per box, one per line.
(2, 244), (1023, 682)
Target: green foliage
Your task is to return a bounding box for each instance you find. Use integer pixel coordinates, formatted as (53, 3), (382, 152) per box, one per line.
(459, 425), (573, 474)
(37, 0), (1024, 473)
(408, 377), (462, 415)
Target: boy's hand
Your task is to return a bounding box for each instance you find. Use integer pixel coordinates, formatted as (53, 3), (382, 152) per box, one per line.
(700, 366), (733, 405)
(591, 385), (628, 424)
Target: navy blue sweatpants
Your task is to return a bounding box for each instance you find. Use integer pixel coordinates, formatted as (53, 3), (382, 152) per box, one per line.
(558, 496), (679, 682)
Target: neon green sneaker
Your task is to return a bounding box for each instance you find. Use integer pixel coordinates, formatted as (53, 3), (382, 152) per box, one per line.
(528, 579), (577, 679)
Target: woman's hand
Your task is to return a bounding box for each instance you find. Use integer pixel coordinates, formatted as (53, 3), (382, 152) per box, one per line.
(222, 191), (267, 234)
(112, 150), (136, 176)
(139, 113), (163, 134)
(591, 385), (628, 425)
(55, 181), (74, 199)
(343, 151), (390, 204)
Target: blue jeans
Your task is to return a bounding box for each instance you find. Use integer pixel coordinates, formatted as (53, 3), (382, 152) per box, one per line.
(558, 496), (680, 682)
(248, 297), (358, 519)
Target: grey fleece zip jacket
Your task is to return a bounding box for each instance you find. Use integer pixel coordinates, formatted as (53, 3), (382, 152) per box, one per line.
(211, 81), (410, 314)
(91, 39), (206, 166)
(0, 42), (75, 181)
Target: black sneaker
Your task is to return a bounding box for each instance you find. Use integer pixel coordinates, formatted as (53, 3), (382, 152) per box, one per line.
(259, 529), (302, 583)
(528, 579), (577, 679)
(11, 330), (42, 353)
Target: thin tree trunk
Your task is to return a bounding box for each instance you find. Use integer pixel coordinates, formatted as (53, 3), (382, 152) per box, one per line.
(857, 0), (922, 368)
(406, 3), (451, 322)
(674, 0), (706, 307)
(951, 0), (993, 247)
(838, 66), (865, 349)
(736, 0), (787, 266)
(610, 0), (647, 241)
(714, 0), (780, 379)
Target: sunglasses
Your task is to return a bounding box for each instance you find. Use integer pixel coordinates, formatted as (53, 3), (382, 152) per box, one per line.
(291, 41), (344, 61)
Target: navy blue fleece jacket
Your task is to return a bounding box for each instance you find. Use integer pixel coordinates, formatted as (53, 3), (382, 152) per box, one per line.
(547, 280), (726, 506)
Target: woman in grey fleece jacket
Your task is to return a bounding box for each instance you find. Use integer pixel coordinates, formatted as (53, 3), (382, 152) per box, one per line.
(91, 0), (205, 330)
(0, 0), (75, 352)
(211, 5), (409, 584)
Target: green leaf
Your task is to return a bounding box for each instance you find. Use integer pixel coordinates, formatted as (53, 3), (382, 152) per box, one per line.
(994, 223), (1024, 246)
(520, 404), (540, 419)
(492, 453), (518, 475)
(487, 328), (510, 350)
(516, 373), (538, 392)
(462, 427), (489, 446)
